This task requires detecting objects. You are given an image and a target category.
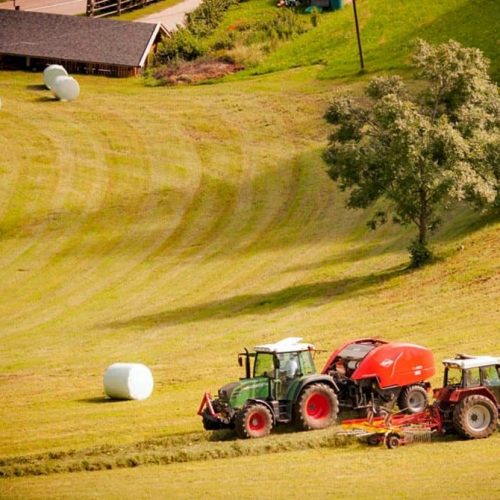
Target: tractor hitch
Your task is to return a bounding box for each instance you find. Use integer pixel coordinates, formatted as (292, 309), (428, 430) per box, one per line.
(198, 392), (234, 430)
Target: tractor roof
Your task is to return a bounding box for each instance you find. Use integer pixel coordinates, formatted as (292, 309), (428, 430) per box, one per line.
(442, 355), (500, 369)
(254, 337), (314, 354)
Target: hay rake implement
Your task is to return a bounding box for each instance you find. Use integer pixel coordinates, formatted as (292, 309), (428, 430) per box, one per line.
(339, 406), (443, 449)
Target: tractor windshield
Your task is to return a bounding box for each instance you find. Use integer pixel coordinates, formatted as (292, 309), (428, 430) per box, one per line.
(254, 351), (316, 379)
(445, 366), (463, 386)
(254, 353), (275, 378)
(298, 350), (315, 376)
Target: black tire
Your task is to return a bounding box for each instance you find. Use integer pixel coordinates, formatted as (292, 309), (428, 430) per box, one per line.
(366, 434), (381, 446)
(235, 403), (273, 439)
(295, 383), (339, 431)
(202, 415), (224, 431)
(398, 385), (429, 414)
(385, 432), (401, 449)
(452, 395), (498, 439)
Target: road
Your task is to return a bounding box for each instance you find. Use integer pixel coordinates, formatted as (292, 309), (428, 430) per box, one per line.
(137, 0), (201, 30)
(0, 0), (86, 15)
(0, 0), (202, 29)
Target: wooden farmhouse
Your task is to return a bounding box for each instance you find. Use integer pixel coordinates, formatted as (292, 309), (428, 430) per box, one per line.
(0, 10), (168, 77)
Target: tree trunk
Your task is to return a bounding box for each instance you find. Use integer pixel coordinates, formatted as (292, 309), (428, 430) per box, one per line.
(409, 185), (433, 268)
(418, 187), (428, 246)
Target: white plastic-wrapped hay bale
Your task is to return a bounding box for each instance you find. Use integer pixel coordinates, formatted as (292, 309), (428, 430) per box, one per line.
(103, 363), (154, 400)
(43, 64), (68, 90)
(52, 76), (80, 102)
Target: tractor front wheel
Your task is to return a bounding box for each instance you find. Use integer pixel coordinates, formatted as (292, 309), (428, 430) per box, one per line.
(295, 384), (338, 431)
(452, 395), (498, 439)
(235, 403), (273, 439)
(398, 385), (428, 414)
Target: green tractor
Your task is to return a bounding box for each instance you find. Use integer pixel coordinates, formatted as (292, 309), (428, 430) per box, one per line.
(198, 338), (339, 438)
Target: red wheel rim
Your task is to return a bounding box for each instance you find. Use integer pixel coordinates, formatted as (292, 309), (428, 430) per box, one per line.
(248, 411), (266, 431)
(306, 393), (330, 420)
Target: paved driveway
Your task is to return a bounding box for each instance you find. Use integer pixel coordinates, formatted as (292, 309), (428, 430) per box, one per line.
(0, 0), (86, 15)
(137, 0), (202, 30)
(0, 0), (202, 28)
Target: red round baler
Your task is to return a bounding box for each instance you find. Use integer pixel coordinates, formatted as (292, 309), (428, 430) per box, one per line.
(322, 338), (435, 414)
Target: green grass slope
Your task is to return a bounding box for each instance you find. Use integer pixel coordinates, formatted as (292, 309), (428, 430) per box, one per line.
(216, 0), (499, 81)
(0, 67), (498, 470)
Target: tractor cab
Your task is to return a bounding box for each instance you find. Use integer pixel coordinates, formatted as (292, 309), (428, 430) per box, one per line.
(434, 355), (500, 439)
(235, 337), (316, 400)
(439, 355), (500, 405)
(240, 337), (316, 378)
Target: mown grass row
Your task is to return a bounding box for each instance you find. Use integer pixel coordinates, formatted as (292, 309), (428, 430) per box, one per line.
(0, 428), (354, 478)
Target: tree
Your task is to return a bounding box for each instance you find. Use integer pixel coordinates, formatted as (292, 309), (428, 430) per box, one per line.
(324, 40), (499, 267)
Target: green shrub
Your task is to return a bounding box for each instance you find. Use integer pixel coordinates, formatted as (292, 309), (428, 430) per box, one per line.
(310, 7), (320, 27)
(211, 32), (236, 51)
(157, 29), (206, 63)
(408, 239), (433, 268)
(258, 9), (307, 41)
(224, 43), (265, 68)
(186, 0), (238, 37)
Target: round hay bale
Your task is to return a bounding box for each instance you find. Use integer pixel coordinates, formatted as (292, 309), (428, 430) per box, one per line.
(52, 76), (80, 102)
(103, 363), (154, 400)
(43, 64), (68, 90)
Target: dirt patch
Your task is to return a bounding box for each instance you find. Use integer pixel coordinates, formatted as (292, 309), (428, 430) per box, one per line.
(153, 58), (243, 85)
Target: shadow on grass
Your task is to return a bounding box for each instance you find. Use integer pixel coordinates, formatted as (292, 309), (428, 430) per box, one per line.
(26, 84), (47, 91)
(33, 96), (57, 103)
(207, 423), (309, 442)
(77, 397), (129, 404)
(105, 264), (409, 330)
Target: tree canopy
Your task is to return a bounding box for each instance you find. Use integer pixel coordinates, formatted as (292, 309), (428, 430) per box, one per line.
(324, 39), (499, 267)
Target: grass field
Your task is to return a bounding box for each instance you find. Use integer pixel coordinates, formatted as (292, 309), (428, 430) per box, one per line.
(209, 0), (500, 81)
(0, 0), (499, 497)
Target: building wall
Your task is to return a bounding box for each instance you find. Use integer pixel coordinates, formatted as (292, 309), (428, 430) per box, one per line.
(0, 55), (138, 77)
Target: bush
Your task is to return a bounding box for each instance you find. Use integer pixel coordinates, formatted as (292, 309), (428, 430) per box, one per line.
(224, 43), (265, 68)
(258, 9), (307, 41)
(408, 240), (433, 268)
(157, 29), (206, 63)
(186, 0), (238, 37)
(310, 7), (320, 28)
(211, 32), (236, 51)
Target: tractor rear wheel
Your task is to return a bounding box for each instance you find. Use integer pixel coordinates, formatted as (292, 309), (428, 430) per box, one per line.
(295, 384), (338, 431)
(452, 395), (498, 439)
(398, 385), (428, 414)
(235, 403), (273, 439)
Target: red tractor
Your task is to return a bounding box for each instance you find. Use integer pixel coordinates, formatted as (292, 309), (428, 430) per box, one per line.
(433, 354), (500, 439)
(321, 338), (435, 415)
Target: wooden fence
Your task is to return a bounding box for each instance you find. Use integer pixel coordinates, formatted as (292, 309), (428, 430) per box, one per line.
(86, 0), (159, 18)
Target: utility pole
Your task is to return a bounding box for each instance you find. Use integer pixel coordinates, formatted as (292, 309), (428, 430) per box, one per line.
(352, 0), (364, 72)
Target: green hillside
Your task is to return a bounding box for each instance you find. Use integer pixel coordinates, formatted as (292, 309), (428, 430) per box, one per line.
(0, 0), (499, 496)
(208, 0), (500, 81)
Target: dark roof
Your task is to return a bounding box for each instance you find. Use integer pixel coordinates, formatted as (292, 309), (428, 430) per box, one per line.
(0, 10), (163, 68)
